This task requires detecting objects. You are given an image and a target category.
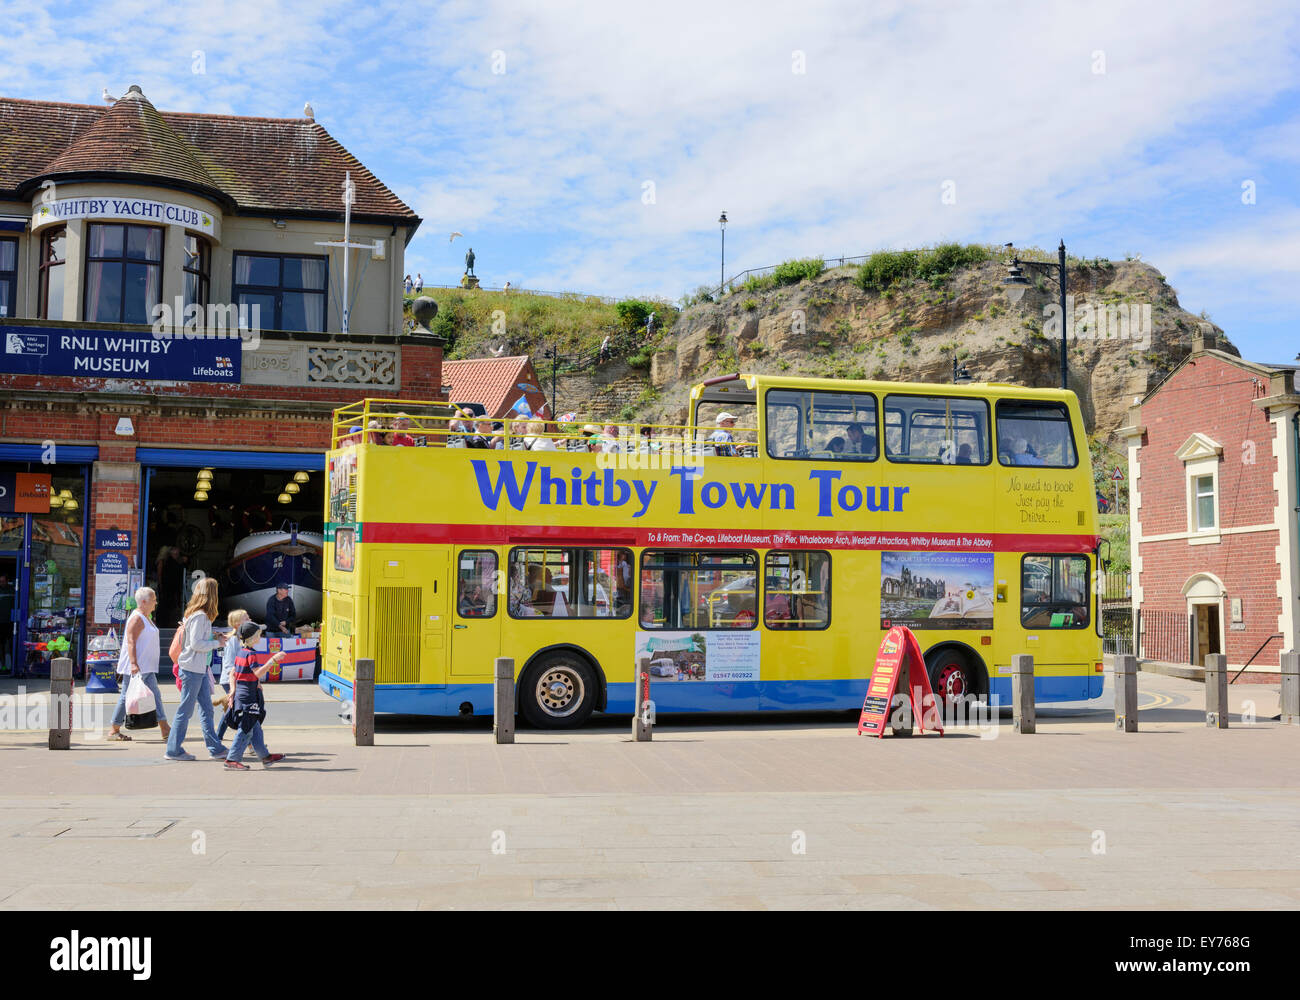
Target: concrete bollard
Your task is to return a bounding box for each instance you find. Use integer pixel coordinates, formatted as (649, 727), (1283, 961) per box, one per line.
(1113, 654), (1139, 732)
(48, 657), (73, 750)
(494, 657), (515, 744)
(1012, 654), (1035, 734)
(1204, 653), (1229, 729)
(353, 658), (375, 746)
(632, 669), (653, 741)
(1281, 650), (1299, 726)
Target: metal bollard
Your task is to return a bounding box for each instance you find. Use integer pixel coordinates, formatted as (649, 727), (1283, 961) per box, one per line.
(494, 657), (515, 744)
(1204, 653), (1229, 728)
(353, 658), (375, 746)
(48, 657), (73, 750)
(632, 669), (653, 741)
(1113, 654), (1139, 732)
(1012, 654), (1035, 734)
(1281, 650), (1299, 726)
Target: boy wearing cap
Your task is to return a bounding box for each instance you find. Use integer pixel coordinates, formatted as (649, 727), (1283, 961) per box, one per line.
(224, 620), (287, 771)
(711, 413), (738, 457)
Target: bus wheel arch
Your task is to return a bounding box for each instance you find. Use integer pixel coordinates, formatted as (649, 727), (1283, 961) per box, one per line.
(518, 645), (606, 728)
(922, 641), (988, 703)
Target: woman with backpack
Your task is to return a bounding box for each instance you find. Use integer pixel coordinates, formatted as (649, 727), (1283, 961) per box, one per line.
(164, 577), (226, 762)
(108, 586), (169, 742)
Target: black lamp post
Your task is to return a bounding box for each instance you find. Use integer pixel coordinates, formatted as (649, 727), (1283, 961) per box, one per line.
(718, 212), (727, 294)
(1003, 239), (1069, 390)
(952, 357), (972, 383)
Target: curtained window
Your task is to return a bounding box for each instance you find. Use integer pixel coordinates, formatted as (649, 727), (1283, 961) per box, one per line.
(0, 237), (16, 318)
(83, 223), (163, 324)
(38, 227), (66, 319)
(232, 252), (327, 332)
(183, 234), (210, 310)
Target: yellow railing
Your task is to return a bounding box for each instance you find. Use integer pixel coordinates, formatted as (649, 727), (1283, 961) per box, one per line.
(330, 398), (757, 455)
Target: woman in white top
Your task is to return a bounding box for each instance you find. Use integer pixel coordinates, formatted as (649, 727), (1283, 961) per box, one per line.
(165, 577), (226, 761)
(109, 587), (168, 742)
(522, 419), (557, 451)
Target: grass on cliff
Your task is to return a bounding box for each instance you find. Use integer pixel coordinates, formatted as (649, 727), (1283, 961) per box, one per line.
(855, 243), (998, 292)
(404, 290), (676, 360)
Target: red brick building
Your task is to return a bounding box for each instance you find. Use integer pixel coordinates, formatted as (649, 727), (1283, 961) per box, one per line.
(0, 86), (443, 676)
(442, 356), (550, 420)
(1121, 332), (1300, 679)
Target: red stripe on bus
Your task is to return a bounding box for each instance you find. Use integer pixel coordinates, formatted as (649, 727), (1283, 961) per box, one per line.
(359, 522), (1098, 553)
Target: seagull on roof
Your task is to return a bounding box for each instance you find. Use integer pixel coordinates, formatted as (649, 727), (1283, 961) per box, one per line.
(303, 101), (314, 119)
(102, 88), (118, 104)
(491, 343), (506, 357)
(449, 232), (464, 243)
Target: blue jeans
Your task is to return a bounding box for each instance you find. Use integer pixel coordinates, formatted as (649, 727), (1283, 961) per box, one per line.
(166, 670), (225, 757)
(111, 672), (168, 726)
(227, 722), (269, 762)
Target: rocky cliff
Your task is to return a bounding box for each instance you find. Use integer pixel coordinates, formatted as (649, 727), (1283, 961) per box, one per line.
(638, 258), (1234, 441)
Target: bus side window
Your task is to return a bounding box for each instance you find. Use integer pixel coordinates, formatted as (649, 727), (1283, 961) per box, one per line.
(764, 551), (830, 629)
(457, 550), (497, 618)
(1021, 554), (1089, 628)
(997, 400), (1078, 468)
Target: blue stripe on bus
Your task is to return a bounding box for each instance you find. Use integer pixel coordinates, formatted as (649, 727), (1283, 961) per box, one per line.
(319, 670), (1104, 716)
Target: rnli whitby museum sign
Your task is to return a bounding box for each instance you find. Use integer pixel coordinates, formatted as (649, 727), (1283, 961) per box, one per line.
(1, 327), (239, 383)
(32, 197), (216, 236)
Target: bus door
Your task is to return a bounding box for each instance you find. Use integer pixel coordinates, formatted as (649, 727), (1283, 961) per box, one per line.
(450, 548), (501, 679)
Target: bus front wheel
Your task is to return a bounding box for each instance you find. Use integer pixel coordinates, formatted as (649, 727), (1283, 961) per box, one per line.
(520, 653), (598, 729)
(926, 650), (973, 706)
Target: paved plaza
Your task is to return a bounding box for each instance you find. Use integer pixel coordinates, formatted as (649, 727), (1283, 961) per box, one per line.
(0, 671), (1296, 910)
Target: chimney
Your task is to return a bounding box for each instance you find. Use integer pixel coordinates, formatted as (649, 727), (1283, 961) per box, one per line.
(1192, 323), (1216, 354)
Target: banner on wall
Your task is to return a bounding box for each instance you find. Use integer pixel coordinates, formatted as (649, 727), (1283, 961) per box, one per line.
(0, 472), (51, 513)
(2, 327), (239, 383)
(95, 529), (133, 551)
(32, 197), (216, 236)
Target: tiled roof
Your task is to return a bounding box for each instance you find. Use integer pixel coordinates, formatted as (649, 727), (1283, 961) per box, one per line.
(0, 87), (419, 224)
(443, 356), (550, 419)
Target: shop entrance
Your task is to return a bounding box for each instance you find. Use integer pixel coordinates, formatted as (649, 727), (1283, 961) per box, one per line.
(141, 457), (324, 631)
(0, 552), (17, 674)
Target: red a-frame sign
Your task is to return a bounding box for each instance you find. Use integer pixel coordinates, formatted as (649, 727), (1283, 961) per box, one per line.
(857, 625), (944, 737)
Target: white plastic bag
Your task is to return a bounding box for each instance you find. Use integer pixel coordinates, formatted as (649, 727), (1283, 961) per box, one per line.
(126, 674), (156, 715)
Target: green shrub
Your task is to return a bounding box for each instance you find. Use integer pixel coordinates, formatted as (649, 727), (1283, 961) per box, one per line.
(772, 257), (825, 285)
(743, 298), (758, 312)
(857, 250), (920, 292)
(857, 243), (993, 293)
(615, 299), (654, 332)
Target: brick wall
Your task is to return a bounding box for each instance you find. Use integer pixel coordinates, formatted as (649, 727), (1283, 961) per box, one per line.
(2, 336), (444, 626)
(1135, 353), (1285, 667)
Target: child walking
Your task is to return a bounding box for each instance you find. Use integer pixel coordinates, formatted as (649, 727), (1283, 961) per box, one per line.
(224, 620), (287, 771)
(213, 609), (248, 741)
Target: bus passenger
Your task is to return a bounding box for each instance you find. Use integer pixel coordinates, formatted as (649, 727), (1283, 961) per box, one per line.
(710, 413), (738, 456)
(463, 419), (502, 449)
(956, 442), (974, 464)
(1011, 438), (1044, 466)
(522, 419), (557, 451)
(366, 419), (387, 445)
(390, 413), (416, 447)
(845, 422), (875, 456)
(826, 436), (845, 455)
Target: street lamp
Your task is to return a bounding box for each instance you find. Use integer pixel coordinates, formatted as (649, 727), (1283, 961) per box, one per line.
(543, 344), (560, 416)
(718, 212), (727, 294)
(1004, 239), (1069, 390)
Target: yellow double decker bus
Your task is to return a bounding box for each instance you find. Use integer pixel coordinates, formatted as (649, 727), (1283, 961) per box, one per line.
(319, 374), (1104, 728)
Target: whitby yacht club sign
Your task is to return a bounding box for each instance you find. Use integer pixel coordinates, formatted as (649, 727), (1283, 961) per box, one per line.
(32, 197), (216, 235)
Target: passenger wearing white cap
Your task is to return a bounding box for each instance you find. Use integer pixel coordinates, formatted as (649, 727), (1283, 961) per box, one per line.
(711, 412), (738, 457)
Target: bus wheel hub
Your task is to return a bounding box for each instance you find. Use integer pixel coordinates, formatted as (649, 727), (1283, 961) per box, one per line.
(538, 669), (581, 715)
(938, 664), (965, 700)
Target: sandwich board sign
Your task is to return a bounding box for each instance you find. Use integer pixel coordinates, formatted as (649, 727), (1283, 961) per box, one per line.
(858, 625), (944, 737)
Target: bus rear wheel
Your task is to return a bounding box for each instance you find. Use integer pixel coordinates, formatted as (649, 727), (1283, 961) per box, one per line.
(520, 653), (598, 729)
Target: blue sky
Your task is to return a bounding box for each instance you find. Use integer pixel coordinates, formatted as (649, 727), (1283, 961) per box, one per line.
(2, 0), (1297, 360)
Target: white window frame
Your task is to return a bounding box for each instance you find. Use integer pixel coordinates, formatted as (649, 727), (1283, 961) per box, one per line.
(1175, 433), (1223, 545)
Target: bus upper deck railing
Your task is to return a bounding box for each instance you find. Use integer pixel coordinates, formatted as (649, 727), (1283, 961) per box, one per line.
(330, 398), (757, 456)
